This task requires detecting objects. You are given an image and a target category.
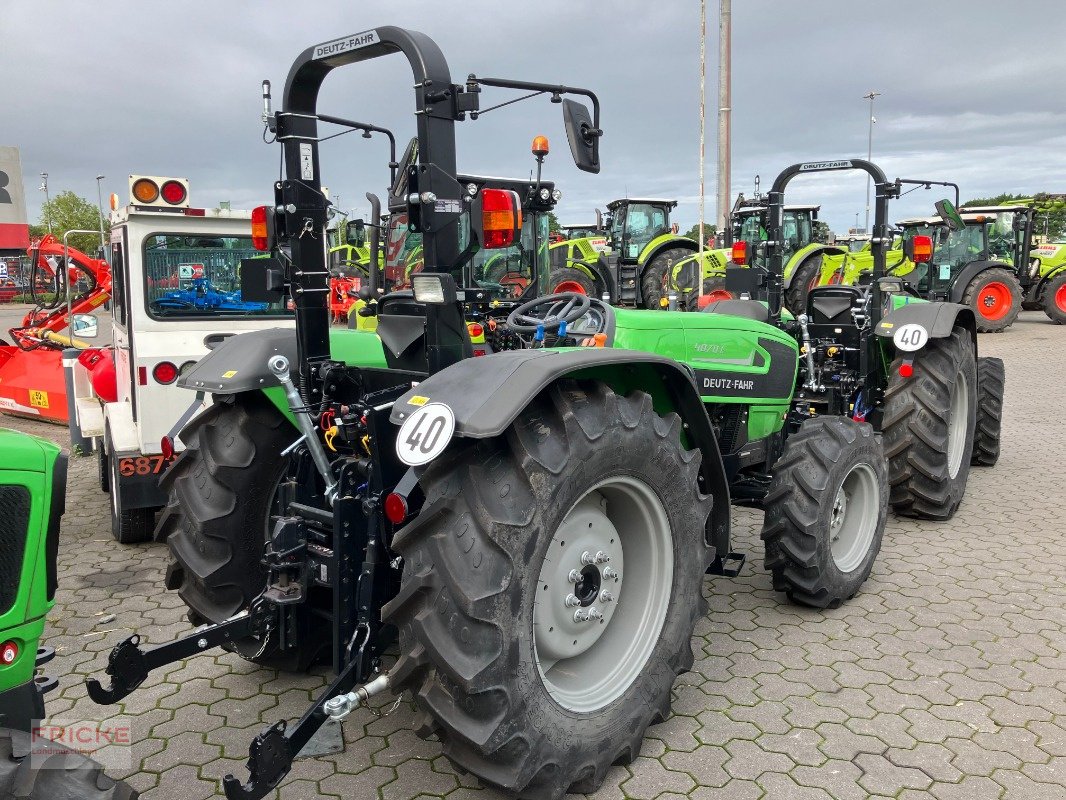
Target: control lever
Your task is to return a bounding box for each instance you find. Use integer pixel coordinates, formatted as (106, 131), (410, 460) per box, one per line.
(268, 355), (338, 503)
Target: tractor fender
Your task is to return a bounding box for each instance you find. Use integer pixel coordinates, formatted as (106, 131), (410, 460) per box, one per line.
(947, 260), (1013, 304)
(781, 244), (845, 289)
(389, 348), (731, 556)
(875, 301), (977, 353)
(639, 236), (698, 276)
(176, 327), (295, 394)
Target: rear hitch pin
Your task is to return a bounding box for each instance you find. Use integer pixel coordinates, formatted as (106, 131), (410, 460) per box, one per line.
(268, 355), (338, 504)
(323, 673), (391, 721)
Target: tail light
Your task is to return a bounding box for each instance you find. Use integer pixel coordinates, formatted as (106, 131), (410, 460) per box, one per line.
(481, 189), (522, 249)
(899, 361), (914, 378)
(161, 180), (188, 205)
(731, 241), (747, 265)
(152, 361), (179, 384)
(252, 205), (271, 251)
(160, 436), (175, 460)
(0, 641), (18, 665)
(910, 234), (933, 264)
(384, 493), (408, 525)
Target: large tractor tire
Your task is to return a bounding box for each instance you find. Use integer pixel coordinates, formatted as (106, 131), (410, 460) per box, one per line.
(971, 356), (1005, 467)
(761, 416), (887, 609)
(547, 266), (595, 296)
(961, 267), (1022, 332)
(0, 729), (138, 800)
(641, 247), (692, 310)
(1042, 272), (1066, 324)
(883, 328), (977, 519)
(158, 392), (320, 669)
(383, 380), (714, 799)
(683, 277), (733, 311)
(784, 256), (823, 314)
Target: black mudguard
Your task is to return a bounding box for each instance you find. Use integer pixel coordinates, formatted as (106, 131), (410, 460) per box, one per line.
(176, 328), (295, 394)
(875, 301), (977, 353)
(948, 260), (1012, 304)
(389, 348), (732, 556)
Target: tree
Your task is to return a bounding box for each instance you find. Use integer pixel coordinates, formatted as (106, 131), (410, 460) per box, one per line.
(546, 211), (560, 235)
(37, 191), (108, 253)
(965, 192), (1066, 241)
(681, 222), (717, 245)
(813, 220), (831, 244)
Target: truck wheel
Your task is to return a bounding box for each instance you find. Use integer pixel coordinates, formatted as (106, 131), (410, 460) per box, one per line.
(105, 428), (154, 544)
(962, 267), (1022, 332)
(761, 416), (886, 609)
(547, 266), (595, 296)
(97, 445), (109, 493)
(384, 381), (714, 799)
(642, 247), (691, 309)
(158, 392), (322, 670)
(1042, 272), (1066, 324)
(971, 356), (1005, 466)
(0, 729), (139, 800)
(784, 256), (822, 314)
(883, 328), (977, 519)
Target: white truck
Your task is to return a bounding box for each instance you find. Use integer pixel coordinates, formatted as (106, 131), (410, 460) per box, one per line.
(68, 176), (294, 542)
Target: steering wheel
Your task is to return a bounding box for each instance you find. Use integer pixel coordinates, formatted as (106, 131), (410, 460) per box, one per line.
(506, 292), (591, 334)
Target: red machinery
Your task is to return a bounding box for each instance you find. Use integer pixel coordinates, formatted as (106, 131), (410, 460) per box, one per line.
(0, 235), (111, 423)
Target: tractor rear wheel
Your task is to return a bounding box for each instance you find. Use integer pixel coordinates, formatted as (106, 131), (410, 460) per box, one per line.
(383, 380), (714, 799)
(642, 247), (691, 309)
(962, 267), (1022, 332)
(158, 392), (322, 670)
(883, 327), (977, 519)
(971, 356), (1005, 466)
(761, 416), (887, 609)
(784, 256), (822, 314)
(1042, 272), (1066, 324)
(547, 266), (595, 296)
(683, 277), (732, 311)
(0, 729), (139, 800)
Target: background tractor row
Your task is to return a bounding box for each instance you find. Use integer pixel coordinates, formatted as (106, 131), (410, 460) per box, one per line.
(85, 28), (1002, 800)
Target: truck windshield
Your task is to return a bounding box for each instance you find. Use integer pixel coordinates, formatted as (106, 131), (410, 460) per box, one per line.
(144, 235), (293, 319)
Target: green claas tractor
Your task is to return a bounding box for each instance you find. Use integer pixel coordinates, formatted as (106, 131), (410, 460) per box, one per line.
(670, 197), (844, 313)
(0, 429), (64, 732)
(548, 197), (697, 307)
(1030, 235), (1066, 323)
(547, 217), (607, 283)
(86, 29), (996, 800)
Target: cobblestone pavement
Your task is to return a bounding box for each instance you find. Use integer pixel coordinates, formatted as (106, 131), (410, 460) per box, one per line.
(3, 311), (1065, 799)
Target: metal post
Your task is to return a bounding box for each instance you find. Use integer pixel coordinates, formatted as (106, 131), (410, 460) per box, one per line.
(863, 91), (880, 233)
(40, 172), (52, 233)
(95, 176), (107, 253)
(697, 0), (707, 299)
(716, 0), (732, 237)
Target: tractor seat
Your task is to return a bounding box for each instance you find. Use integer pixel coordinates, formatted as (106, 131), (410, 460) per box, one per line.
(374, 291), (428, 372)
(701, 298), (770, 323)
(806, 286), (864, 326)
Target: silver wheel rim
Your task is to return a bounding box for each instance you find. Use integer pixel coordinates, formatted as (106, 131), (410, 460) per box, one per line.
(829, 463), (880, 573)
(947, 367), (969, 478)
(533, 476), (673, 713)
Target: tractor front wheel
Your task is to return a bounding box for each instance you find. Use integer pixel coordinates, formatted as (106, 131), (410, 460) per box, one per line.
(642, 247), (691, 309)
(548, 266), (595, 296)
(384, 381), (714, 799)
(784, 256), (822, 314)
(962, 268), (1022, 332)
(883, 328), (977, 519)
(1042, 272), (1066, 324)
(971, 356), (1005, 466)
(761, 416), (887, 608)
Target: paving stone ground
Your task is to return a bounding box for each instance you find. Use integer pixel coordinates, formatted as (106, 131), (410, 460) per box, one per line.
(3, 309), (1065, 799)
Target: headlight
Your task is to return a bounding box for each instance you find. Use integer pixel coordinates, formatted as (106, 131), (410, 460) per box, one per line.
(466, 182), (478, 197)
(552, 188), (563, 202)
(539, 187), (551, 201)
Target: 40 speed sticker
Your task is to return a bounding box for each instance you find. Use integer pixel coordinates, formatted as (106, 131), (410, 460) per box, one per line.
(892, 323), (929, 352)
(396, 402), (456, 466)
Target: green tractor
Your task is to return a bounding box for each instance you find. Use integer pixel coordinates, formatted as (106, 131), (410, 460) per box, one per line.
(548, 197), (698, 308)
(87, 29), (996, 800)
(546, 217), (606, 280)
(0, 429), (64, 734)
(1029, 235), (1066, 323)
(670, 196), (844, 313)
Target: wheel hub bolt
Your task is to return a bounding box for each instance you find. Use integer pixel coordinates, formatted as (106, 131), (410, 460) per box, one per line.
(594, 551), (610, 564)
(599, 590), (615, 603)
(580, 551), (596, 566)
(587, 607), (604, 621)
(564, 594), (581, 608)
(603, 567), (619, 580)
(573, 609), (590, 622)
(567, 569), (582, 583)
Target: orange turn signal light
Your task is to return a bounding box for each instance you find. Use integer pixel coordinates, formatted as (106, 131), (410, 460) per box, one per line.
(731, 240), (748, 266)
(251, 206), (270, 251)
(481, 188), (522, 249)
(132, 178), (159, 204)
(911, 234), (933, 264)
(532, 135), (550, 156)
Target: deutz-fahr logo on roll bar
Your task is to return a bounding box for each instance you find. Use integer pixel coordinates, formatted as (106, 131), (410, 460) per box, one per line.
(799, 160), (854, 171)
(313, 30), (378, 60)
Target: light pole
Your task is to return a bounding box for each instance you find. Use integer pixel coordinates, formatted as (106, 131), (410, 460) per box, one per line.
(39, 172), (52, 233)
(863, 90), (881, 233)
(95, 175), (107, 253)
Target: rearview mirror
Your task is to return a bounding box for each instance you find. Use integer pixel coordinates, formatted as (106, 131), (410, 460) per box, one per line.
(934, 199), (965, 232)
(595, 208), (603, 231)
(562, 99), (600, 174)
(72, 314), (98, 339)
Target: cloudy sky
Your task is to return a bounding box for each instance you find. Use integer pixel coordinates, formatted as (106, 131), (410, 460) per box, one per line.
(4, 1), (1065, 235)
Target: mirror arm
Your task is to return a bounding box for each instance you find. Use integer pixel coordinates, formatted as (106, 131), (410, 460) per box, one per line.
(466, 75), (602, 136)
(315, 113), (398, 185)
